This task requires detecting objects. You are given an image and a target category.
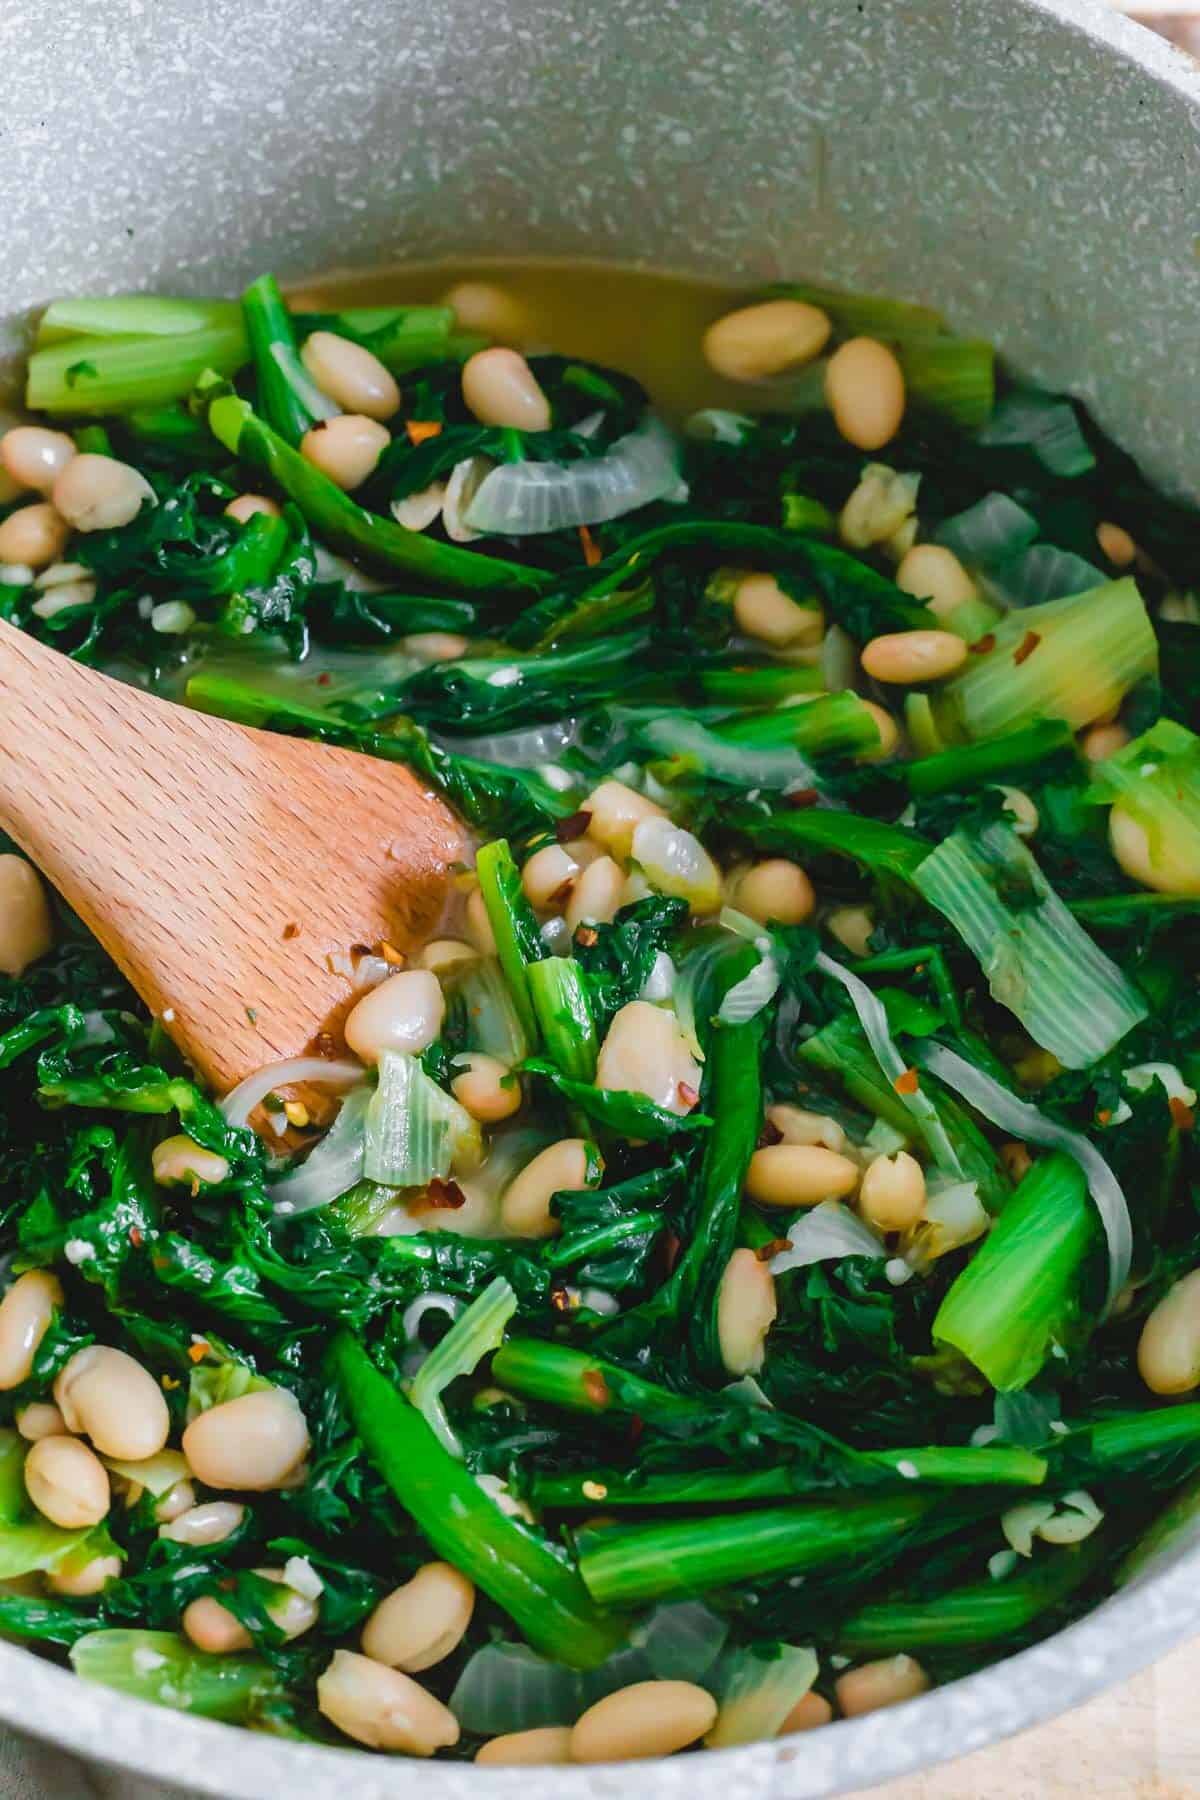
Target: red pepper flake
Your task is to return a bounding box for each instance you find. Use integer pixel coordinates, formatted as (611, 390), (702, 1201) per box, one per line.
(1097, 1107), (1112, 1125)
(757, 1119), (784, 1148)
(574, 925), (599, 948)
(316, 672), (332, 686)
(1170, 1097), (1196, 1132)
(423, 1176), (467, 1210)
(313, 1032), (339, 1058)
(677, 1081), (700, 1111)
(282, 921), (301, 941)
(378, 941), (406, 966)
(554, 810), (593, 844)
(969, 633), (996, 655)
(1013, 629), (1041, 666)
(548, 878), (576, 906)
(350, 941), (373, 958)
(626, 1414), (644, 1451)
(758, 1237), (791, 1262)
(579, 524), (602, 566)
(783, 787), (821, 810)
(894, 1068), (920, 1095)
(582, 1369), (612, 1410)
(660, 1230), (682, 1278)
(550, 1285), (576, 1314)
(406, 419), (442, 445)
(188, 1341), (211, 1363)
(129, 1226), (143, 1249)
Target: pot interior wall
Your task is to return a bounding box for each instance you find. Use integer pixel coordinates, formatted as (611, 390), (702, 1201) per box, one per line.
(4, 0), (1200, 495)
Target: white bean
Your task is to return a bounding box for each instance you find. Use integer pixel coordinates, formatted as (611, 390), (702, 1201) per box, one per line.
(595, 1000), (701, 1114)
(855, 701), (900, 762)
(0, 427), (76, 496)
(716, 1247), (777, 1375)
(732, 572), (823, 649)
(224, 493), (281, 524)
(300, 415), (390, 491)
(461, 348), (550, 431)
(1082, 722), (1130, 763)
(745, 1144), (860, 1207)
(464, 886), (498, 954)
(443, 281), (531, 344)
(521, 843), (579, 911)
(15, 1401), (66, 1442)
(154, 1479), (196, 1524)
(300, 331), (401, 421)
(702, 300), (831, 383)
(182, 1386), (310, 1491)
(151, 1134), (229, 1188)
(316, 1649), (459, 1754)
(766, 1104), (846, 1152)
(569, 1679), (717, 1763)
(0, 856), (54, 979)
(54, 1346), (170, 1460)
(344, 967), (445, 1064)
(825, 905), (876, 957)
(0, 503), (69, 570)
(825, 338), (906, 450)
(733, 859), (815, 926)
(583, 780), (666, 860)
(565, 857), (625, 935)
(838, 465), (917, 551)
(182, 1595), (252, 1654)
(1096, 521), (1137, 568)
(861, 629), (967, 684)
(450, 1053), (521, 1124)
(858, 1151), (926, 1231)
(402, 631), (470, 662)
(46, 1552), (122, 1597)
(500, 1138), (596, 1239)
(780, 1691), (834, 1734)
(895, 544), (977, 618)
(361, 1562), (475, 1671)
(996, 785), (1039, 838)
(416, 938), (479, 976)
(52, 455), (154, 532)
(476, 1726), (573, 1765)
(159, 1500), (246, 1546)
(24, 1435), (109, 1528)
(0, 1270), (62, 1390)
(1139, 1267), (1200, 1394)
(835, 1654), (930, 1717)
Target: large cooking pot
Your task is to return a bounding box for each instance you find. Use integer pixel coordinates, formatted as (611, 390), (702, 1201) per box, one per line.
(3, 0), (1200, 1792)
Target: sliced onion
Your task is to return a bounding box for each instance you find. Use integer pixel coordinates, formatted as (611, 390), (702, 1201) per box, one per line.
(769, 1200), (886, 1276)
(632, 816), (722, 913)
(685, 409), (754, 445)
(635, 1602), (728, 1681)
(716, 952), (780, 1024)
(270, 1085), (372, 1216)
(984, 544), (1102, 608)
(391, 481), (447, 532)
(914, 1039), (1132, 1310)
(443, 457), (494, 543)
(435, 718), (579, 768)
(220, 1056), (365, 1129)
(464, 414), (687, 536)
(401, 1292), (464, 1344)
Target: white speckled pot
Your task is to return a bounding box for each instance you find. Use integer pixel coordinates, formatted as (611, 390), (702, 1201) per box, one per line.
(2, 0), (1200, 1792)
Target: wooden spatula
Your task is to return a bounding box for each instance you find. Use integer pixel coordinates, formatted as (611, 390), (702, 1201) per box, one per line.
(0, 618), (467, 1092)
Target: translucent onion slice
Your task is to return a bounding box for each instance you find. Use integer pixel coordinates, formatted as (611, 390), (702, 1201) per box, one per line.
(270, 1085), (372, 1217)
(220, 1056), (365, 1129)
(716, 951), (780, 1025)
(770, 1199), (886, 1276)
(464, 414), (687, 536)
(915, 1039), (1132, 1310)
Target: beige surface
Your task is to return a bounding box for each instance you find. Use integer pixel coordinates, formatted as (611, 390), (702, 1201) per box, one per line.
(856, 1635), (1200, 1799)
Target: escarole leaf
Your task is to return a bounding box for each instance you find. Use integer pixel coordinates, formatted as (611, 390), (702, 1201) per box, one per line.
(705, 1643), (820, 1748)
(913, 821), (1148, 1067)
(71, 1631), (281, 1722)
(363, 1051), (481, 1186)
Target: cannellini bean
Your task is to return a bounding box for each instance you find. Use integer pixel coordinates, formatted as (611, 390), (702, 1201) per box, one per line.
(780, 1691), (834, 1734)
(443, 281), (531, 344)
(733, 859), (815, 926)
(835, 1655), (930, 1717)
(895, 544), (978, 618)
(858, 1151), (926, 1231)
(767, 1104), (846, 1152)
(151, 1134), (229, 1188)
(54, 1345), (169, 1460)
(16, 1402), (66, 1442)
(716, 1247), (777, 1375)
(52, 455), (153, 532)
(317, 1649), (459, 1755)
(595, 1001), (701, 1115)
(182, 1595), (252, 1655)
(0, 855), (54, 978)
(702, 299), (831, 383)
(745, 1143), (860, 1207)
(1082, 722), (1129, 763)
(565, 856), (625, 935)
(1096, 521), (1137, 567)
(300, 331), (401, 421)
(825, 905), (876, 957)
(861, 629), (967, 684)
(569, 1680), (717, 1763)
(522, 843), (579, 911)
(46, 1553), (122, 1597)
(825, 338), (906, 451)
(1138, 1267), (1200, 1394)
(996, 785), (1039, 838)
(583, 779), (666, 860)
(24, 1435), (109, 1528)
(344, 968), (445, 1064)
(451, 1053), (521, 1123)
(838, 465), (917, 551)
(461, 348), (550, 431)
(0, 503), (69, 570)
(464, 886), (498, 954)
(182, 1386), (310, 1491)
(255, 1566), (321, 1640)
(154, 1478), (197, 1524)
(732, 572), (823, 649)
(361, 1562), (475, 1671)
(853, 700), (899, 762)
(0, 427), (76, 496)
(402, 631), (470, 662)
(224, 493), (281, 523)
(500, 1138), (596, 1239)
(1109, 802), (1200, 895)
(476, 1726), (573, 1765)
(159, 1500), (246, 1546)
(1000, 1141), (1034, 1183)
(300, 415), (390, 491)
(0, 1270), (63, 1390)
(417, 937), (479, 976)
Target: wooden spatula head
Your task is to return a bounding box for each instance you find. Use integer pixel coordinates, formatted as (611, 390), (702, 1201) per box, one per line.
(0, 620), (467, 1091)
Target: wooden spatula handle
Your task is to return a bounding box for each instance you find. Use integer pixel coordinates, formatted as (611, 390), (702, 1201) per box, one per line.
(0, 619), (463, 1090)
